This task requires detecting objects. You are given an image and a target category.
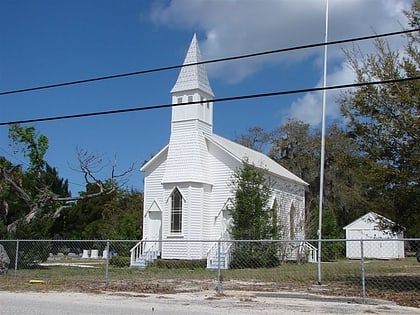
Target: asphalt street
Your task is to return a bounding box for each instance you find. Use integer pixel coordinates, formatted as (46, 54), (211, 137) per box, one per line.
(1, 290), (420, 315)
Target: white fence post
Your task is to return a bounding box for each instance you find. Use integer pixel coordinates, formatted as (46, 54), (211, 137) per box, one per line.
(14, 240), (19, 278)
(360, 239), (366, 304)
(216, 239), (222, 295)
(105, 240), (110, 286)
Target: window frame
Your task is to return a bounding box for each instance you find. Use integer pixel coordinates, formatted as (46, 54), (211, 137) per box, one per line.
(170, 188), (183, 234)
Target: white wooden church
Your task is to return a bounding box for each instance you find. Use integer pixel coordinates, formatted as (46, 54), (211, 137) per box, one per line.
(130, 35), (309, 268)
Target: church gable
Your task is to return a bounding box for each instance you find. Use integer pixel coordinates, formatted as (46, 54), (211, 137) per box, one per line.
(144, 199), (162, 217)
(141, 145), (168, 174)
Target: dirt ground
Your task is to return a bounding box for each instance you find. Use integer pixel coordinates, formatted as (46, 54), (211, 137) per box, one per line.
(66, 278), (419, 309)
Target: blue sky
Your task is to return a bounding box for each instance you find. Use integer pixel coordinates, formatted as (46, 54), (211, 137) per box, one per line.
(0, 0), (411, 194)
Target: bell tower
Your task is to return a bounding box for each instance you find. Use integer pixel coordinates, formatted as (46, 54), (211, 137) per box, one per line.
(162, 34), (214, 184)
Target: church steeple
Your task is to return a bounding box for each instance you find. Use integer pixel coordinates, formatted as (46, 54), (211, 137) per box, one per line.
(170, 34), (214, 135)
(171, 34), (214, 97)
(162, 34), (214, 184)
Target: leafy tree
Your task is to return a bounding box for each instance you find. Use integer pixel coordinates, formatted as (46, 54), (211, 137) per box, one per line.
(237, 120), (369, 239)
(9, 124), (48, 175)
(229, 161), (273, 240)
(228, 161), (278, 268)
(1, 124), (134, 236)
(52, 184), (143, 240)
(340, 1), (420, 236)
(235, 126), (270, 152)
(270, 120), (367, 236)
(0, 125), (71, 236)
(268, 119), (320, 235)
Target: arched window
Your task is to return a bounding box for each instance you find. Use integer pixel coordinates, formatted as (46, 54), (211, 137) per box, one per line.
(290, 203), (296, 239)
(271, 198), (279, 239)
(170, 188), (183, 233)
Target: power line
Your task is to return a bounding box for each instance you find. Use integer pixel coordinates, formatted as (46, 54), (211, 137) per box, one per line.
(1, 28), (418, 97)
(1, 76), (418, 126)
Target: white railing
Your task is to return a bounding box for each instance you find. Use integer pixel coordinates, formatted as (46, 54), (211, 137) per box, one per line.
(303, 241), (318, 263)
(130, 240), (143, 266)
(206, 231), (232, 269)
(130, 238), (160, 267)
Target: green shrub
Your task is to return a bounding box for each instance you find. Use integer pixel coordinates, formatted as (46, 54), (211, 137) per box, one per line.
(110, 256), (130, 267)
(154, 259), (206, 269)
(230, 242), (280, 269)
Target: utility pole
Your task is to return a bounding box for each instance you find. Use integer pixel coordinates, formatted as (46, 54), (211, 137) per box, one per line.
(317, 0), (329, 286)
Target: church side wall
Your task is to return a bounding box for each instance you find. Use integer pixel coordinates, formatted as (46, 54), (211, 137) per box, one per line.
(207, 141), (242, 240)
(271, 178), (306, 240)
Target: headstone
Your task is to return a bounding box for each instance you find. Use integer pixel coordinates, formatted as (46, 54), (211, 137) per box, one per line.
(0, 244), (10, 274)
(102, 250), (108, 259)
(90, 249), (99, 259)
(81, 249), (90, 259)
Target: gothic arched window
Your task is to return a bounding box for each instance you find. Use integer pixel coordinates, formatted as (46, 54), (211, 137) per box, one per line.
(290, 203), (296, 239)
(170, 188), (183, 233)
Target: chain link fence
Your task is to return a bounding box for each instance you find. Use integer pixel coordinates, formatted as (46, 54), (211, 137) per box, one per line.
(0, 238), (419, 307)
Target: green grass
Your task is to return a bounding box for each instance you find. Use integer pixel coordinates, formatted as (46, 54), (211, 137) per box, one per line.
(1, 257), (418, 292)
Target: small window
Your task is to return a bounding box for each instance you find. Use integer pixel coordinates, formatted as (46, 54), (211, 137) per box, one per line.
(171, 188), (182, 233)
(177, 97), (183, 104)
(188, 95), (193, 103)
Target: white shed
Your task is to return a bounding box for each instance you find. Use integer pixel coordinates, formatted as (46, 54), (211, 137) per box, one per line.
(343, 212), (404, 259)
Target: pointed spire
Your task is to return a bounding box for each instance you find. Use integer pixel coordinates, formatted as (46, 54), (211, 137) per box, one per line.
(171, 34), (214, 97)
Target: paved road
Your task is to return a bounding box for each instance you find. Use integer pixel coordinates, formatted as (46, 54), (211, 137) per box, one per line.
(1, 290), (420, 315)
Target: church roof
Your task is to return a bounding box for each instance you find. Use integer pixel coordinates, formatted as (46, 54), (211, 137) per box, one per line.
(208, 134), (309, 186)
(171, 34), (214, 97)
(141, 132), (308, 187)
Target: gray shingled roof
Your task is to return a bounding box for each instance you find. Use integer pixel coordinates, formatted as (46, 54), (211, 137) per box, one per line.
(171, 34), (214, 97)
(208, 133), (308, 186)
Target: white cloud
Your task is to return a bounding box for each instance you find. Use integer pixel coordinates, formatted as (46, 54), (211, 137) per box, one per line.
(287, 62), (356, 125)
(151, 0), (410, 77)
(150, 0), (412, 123)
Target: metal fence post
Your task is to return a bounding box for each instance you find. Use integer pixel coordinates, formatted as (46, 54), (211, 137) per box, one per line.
(360, 239), (366, 304)
(216, 239), (222, 295)
(14, 239), (19, 279)
(105, 240), (110, 287)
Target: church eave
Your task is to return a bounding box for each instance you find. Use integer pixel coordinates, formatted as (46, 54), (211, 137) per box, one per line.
(140, 145), (169, 172)
(161, 179), (213, 186)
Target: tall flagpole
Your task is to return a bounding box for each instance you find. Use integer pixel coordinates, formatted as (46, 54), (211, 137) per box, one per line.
(317, 0), (329, 286)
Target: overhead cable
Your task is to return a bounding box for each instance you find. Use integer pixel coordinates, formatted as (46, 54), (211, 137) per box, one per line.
(1, 76), (418, 126)
(0, 28), (419, 96)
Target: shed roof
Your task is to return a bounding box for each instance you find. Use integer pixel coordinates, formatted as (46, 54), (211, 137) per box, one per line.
(343, 212), (397, 231)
